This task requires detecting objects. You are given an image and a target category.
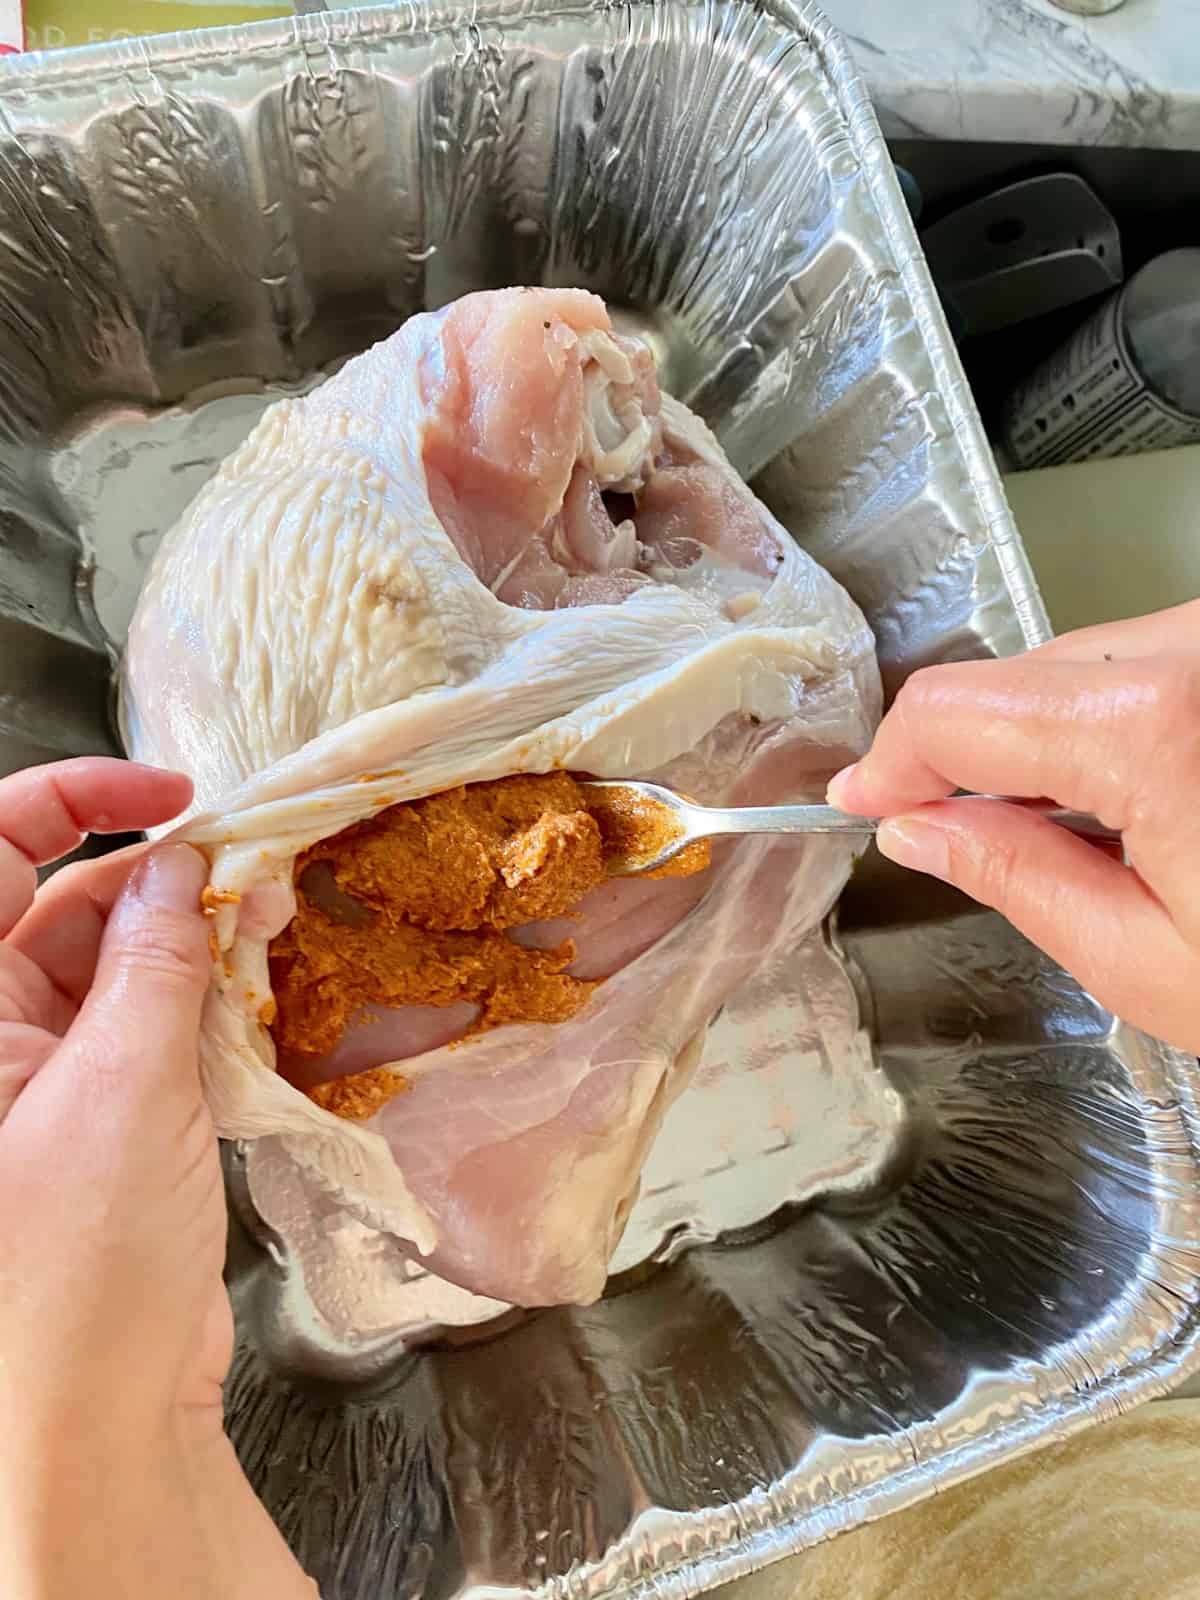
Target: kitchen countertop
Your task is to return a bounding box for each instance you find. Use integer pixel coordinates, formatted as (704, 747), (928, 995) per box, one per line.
(817, 0), (1200, 150)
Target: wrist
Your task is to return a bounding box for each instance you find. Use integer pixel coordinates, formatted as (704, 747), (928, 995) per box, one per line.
(177, 1420), (321, 1599)
(5, 1411), (317, 1600)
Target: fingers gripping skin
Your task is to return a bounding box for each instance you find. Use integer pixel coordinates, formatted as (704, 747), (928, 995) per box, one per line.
(0, 766), (197, 1121)
(0, 761), (316, 1597)
(66, 845), (212, 1103)
(8, 843), (151, 1009)
(0, 759), (191, 938)
(828, 607), (1200, 1054)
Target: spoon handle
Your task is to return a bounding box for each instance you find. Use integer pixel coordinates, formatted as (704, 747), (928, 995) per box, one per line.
(697, 796), (1119, 844)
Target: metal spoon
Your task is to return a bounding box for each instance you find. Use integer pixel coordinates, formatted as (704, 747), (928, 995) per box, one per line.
(582, 780), (1118, 877)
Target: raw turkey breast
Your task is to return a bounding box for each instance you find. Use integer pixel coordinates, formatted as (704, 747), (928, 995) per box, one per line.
(121, 287), (881, 1307)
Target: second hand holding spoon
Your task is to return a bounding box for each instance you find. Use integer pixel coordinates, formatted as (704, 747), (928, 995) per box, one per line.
(582, 780), (1119, 877)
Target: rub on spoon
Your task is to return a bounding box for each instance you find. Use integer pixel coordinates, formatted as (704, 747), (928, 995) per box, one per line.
(582, 780), (1120, 877)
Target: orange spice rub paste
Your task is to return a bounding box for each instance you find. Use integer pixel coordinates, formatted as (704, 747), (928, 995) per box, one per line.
(267, 773), (710, 1119)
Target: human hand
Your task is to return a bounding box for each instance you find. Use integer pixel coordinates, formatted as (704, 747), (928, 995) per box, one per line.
(828, 600), (1200, 1055)
(0, 758), (315, 1598)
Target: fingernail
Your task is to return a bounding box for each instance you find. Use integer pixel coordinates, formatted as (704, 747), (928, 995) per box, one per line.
(127, 761), (181, 777)
(128, 843), (207, 912)
(875, 817), (952, 880)
(826, 762), (860, 808)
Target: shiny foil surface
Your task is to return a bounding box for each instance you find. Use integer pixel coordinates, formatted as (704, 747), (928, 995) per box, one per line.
(0, 3), (1198, 1596)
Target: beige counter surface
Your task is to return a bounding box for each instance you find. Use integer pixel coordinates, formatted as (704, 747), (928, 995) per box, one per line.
(716, 1398), (1200, 1600)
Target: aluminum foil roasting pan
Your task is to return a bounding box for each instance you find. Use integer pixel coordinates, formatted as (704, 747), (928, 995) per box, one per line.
(2, 4), (1199, 1597)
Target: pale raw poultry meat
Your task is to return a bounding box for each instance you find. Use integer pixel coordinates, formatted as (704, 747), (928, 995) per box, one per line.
(121, 287), (881, 1307)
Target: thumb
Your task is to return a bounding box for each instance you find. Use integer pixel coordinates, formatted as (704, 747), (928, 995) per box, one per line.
(68, 843), (212, 1100)
(875, 799), (1193, 1041)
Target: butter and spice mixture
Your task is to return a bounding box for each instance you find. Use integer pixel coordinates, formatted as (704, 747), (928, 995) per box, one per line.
(581, 783), (711, 878)
(268, 773), (710, 1117)
(306, 1066), (411, 1122)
